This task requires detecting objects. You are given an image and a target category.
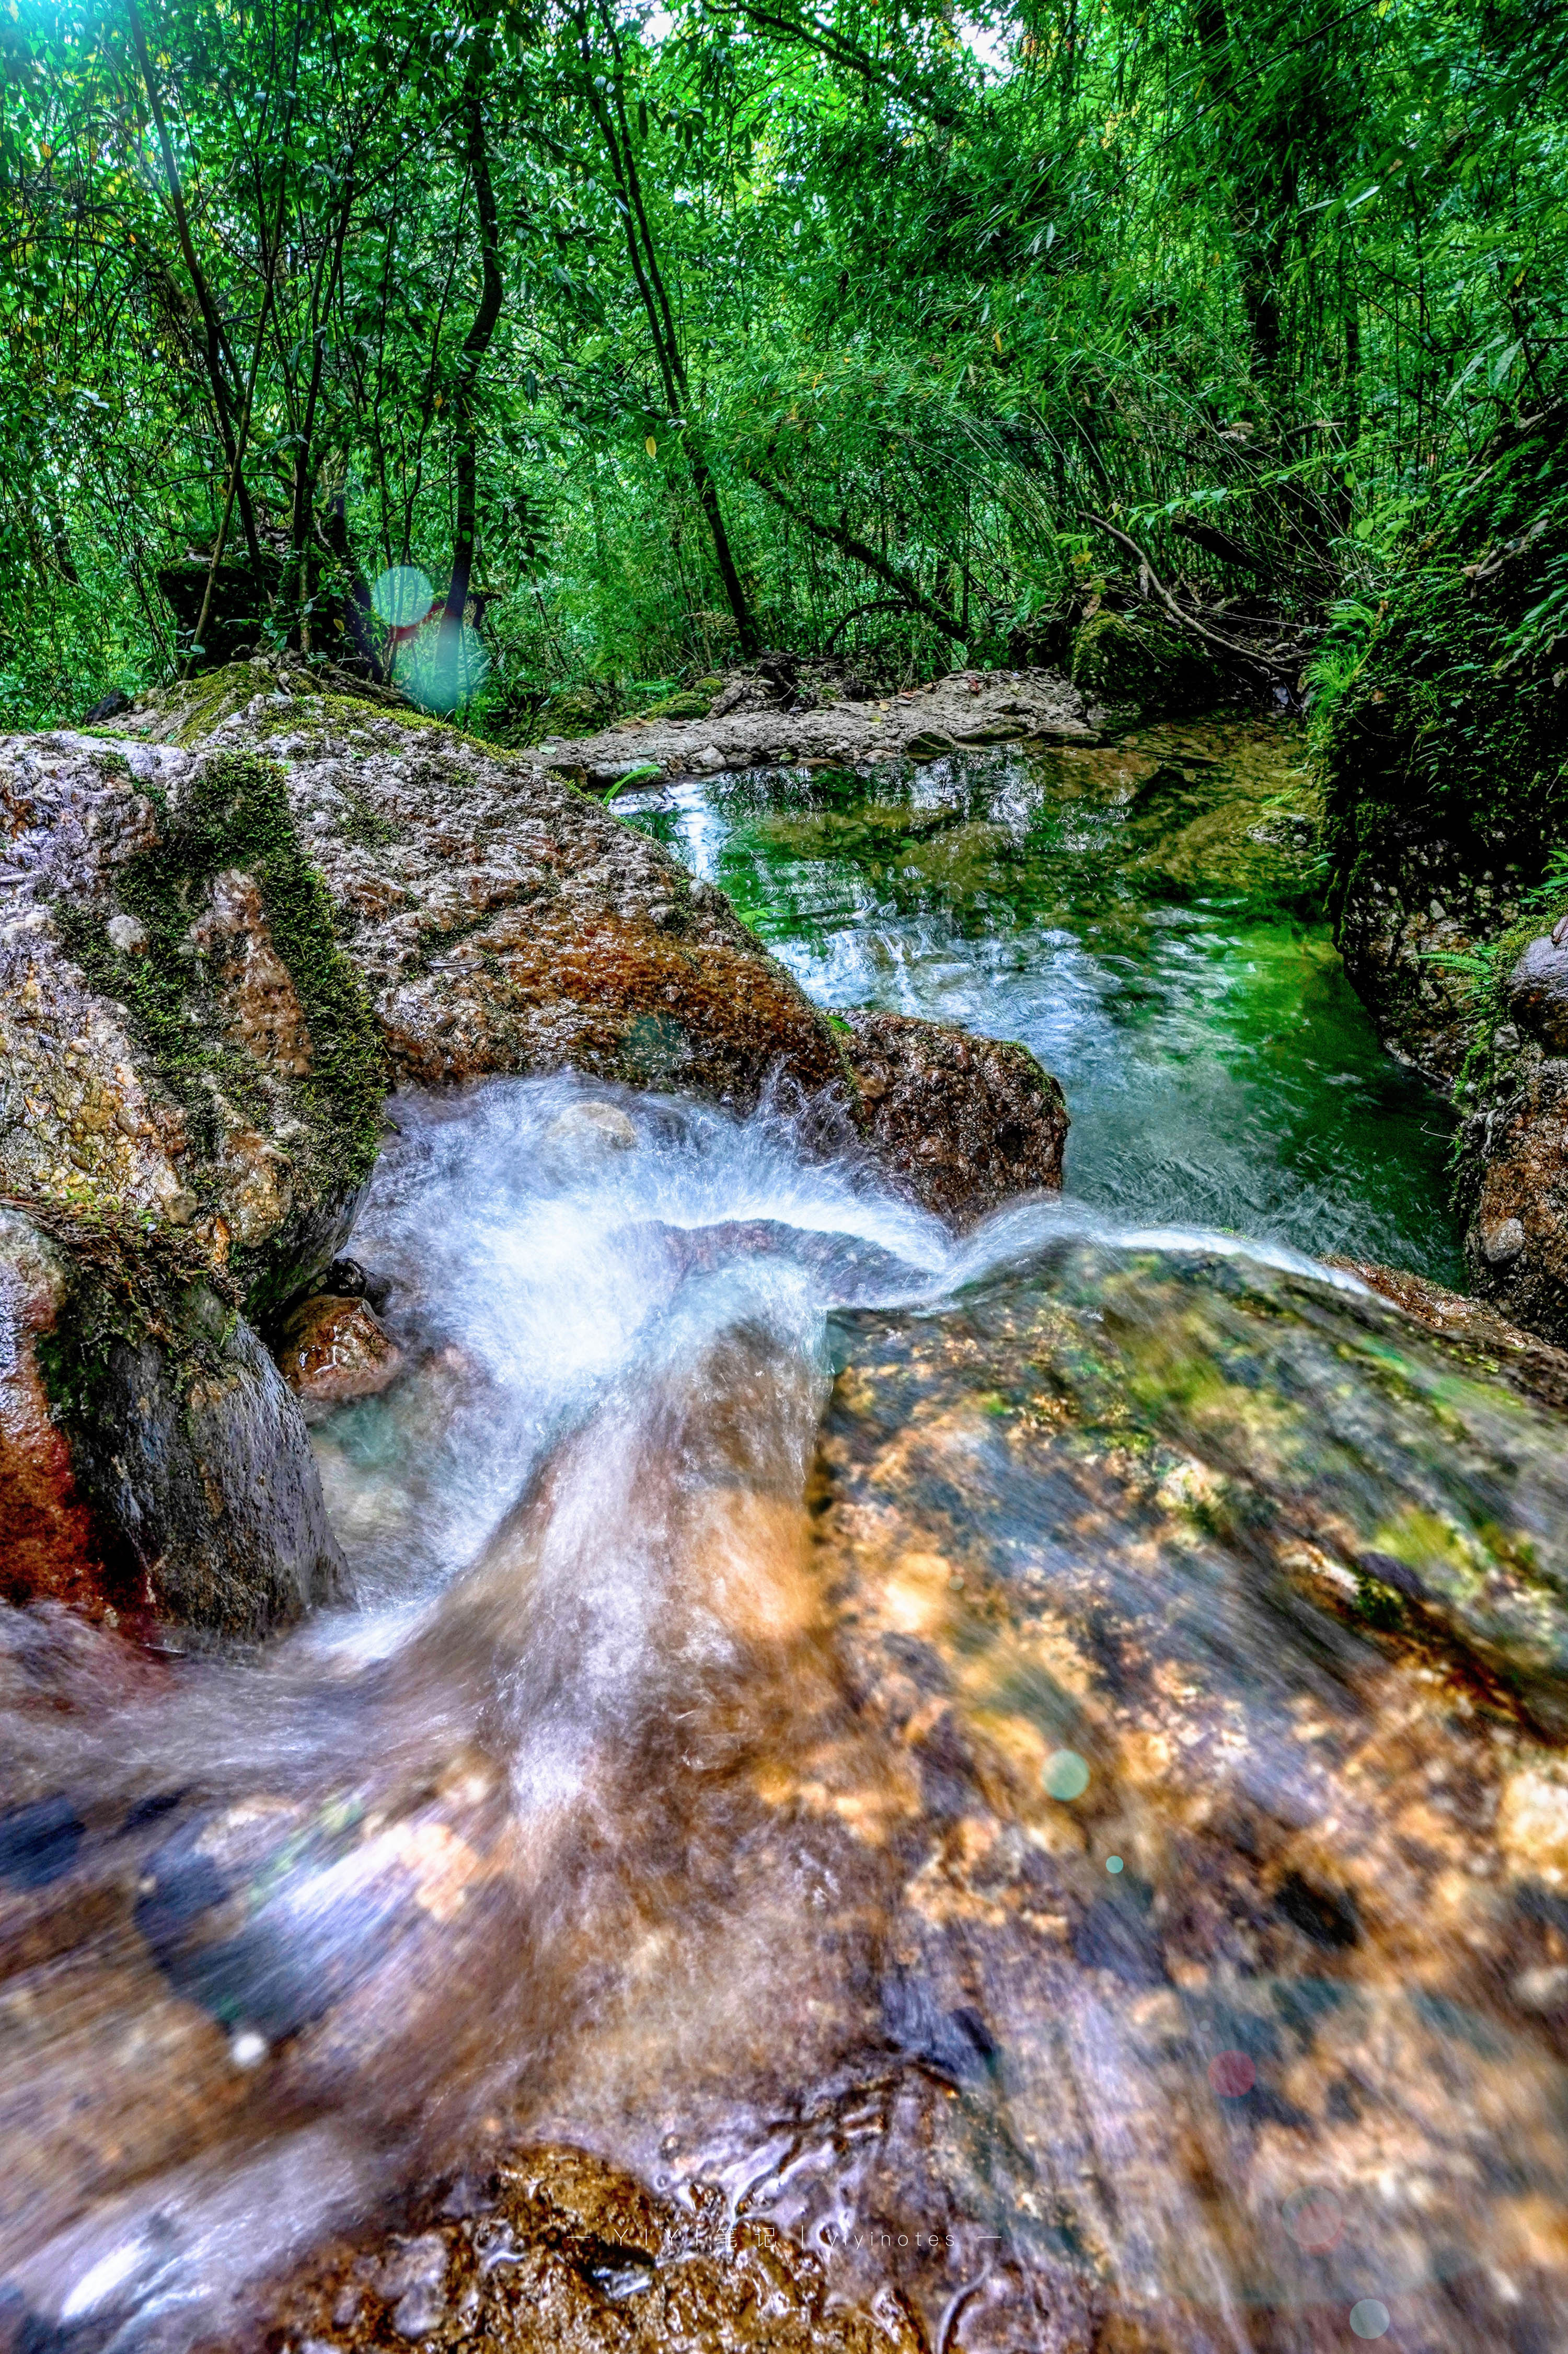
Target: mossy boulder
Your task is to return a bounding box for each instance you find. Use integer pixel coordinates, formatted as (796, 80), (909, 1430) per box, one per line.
(1069, 608), (1221, 713)
(1, 722), (376, 1633)
(638, 689), (714, 721)
(536, 683), (618, 738)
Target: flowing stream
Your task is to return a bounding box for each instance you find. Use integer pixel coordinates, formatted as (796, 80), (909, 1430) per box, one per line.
(7, 729), (1568, 2353)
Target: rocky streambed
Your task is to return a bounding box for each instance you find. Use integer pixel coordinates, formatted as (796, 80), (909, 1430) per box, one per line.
(532, 663), (1100, 791)
(1, 663), (1066, 1635)
(5, 656), (1568, 2353)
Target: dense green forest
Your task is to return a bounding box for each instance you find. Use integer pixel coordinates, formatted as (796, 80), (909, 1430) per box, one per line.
(2, 0), (1564, 732)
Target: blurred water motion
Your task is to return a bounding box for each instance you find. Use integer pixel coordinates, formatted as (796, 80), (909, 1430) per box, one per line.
(5, 1077), (1568, 2350)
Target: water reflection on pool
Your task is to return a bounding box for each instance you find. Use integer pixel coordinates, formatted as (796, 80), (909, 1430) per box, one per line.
(623, 713), (1462, 1281)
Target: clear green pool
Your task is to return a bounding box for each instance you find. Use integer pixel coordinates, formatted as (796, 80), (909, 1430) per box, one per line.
(626, 711), (1464, 1281)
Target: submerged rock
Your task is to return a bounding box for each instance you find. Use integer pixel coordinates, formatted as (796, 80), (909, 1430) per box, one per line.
(270, 2149), (893, 2354)
(275, 1292), (404, 1423)
(249, 1234), (1568, 2353)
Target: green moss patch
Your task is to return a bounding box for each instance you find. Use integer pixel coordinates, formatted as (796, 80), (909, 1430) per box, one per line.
(31, 1202), (240, 1426)
(1070, 609), (1222, 712)
(57, 750), (386, 1312)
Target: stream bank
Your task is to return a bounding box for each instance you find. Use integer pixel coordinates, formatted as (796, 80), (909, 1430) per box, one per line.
(1316, 404), (1568, 1345)
(2, 666), (1065, 1639)
(6, 656), (1568, 2353)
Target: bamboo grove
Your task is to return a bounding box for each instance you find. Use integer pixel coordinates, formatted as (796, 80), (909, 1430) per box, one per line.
(2, 0), (1564, 725)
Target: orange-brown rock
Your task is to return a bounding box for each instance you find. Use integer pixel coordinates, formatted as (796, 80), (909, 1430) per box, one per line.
(276, 1292), (403, 1421)
(0, 1211), (120, 1616)
(264, 2149), (904, 2354)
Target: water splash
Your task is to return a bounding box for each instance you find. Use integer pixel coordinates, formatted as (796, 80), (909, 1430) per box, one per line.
(4, 1076), (1566, 2351)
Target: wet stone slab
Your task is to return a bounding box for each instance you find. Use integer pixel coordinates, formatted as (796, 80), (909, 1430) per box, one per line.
(257, 1235), (1568, 2354)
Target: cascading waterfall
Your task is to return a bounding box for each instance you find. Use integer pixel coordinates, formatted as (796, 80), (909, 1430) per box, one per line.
(7, 731), (1568, 2352)
(6, 1073), (1568, 2351)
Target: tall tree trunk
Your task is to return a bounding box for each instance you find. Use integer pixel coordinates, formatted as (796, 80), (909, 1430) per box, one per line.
(292, 170), (356, 648)
(439, 0), (504, 694)
(578, 5), (760, 658)
(127, 1), (264, 575)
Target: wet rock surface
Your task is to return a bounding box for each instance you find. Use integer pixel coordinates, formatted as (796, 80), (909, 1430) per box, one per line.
(0, 729), (374, 1633)
(274, 1292), (405, 1422)
(1458, 1044), (1568, 1347)
(841, 1010), (1067, 1224)
(63, 1288), (346, 1636)
(0, 1210), (118, 1616)
(533, 664), (1098, 787)
(11, 1070), (1568, 2350)
(1331, 1251), (1568, 1413)
(1328, 851), (1568, 1346)
(2, 672), (1084, 1632)
(240, 1228), (1568, 2354)
(266, 2150), (897, 2354)
(1506, 932), (1568, 1055)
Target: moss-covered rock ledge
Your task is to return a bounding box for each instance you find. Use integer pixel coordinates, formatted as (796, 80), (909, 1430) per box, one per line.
(1314, 407), (1568, 1344)
(4, 661), (1071, 1637)
(2, 729), (380, 1634)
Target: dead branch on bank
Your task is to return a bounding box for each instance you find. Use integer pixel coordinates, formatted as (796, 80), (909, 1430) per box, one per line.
(1082, 511), (1309, 685)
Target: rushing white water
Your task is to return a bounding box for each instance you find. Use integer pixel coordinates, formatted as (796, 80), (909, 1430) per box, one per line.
(5, 1075), (1568, 2352)
(0, 1080), (955, 2346)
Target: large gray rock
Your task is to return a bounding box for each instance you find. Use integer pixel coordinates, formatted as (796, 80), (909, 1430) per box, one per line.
(1507, 931), (1568, 1053)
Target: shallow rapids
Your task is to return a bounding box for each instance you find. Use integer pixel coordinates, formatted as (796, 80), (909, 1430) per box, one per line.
(6, 1078), (1568, 2350)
